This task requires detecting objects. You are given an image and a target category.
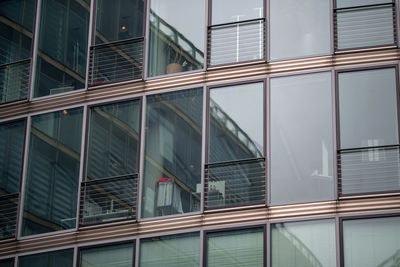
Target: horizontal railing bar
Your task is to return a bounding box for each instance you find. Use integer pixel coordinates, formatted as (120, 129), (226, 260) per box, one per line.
(0, 58), (31, 68)
(209, 18), (265, 29)
(84, 173), (138, 185)
(334, 2), (393, 11)
(338, 144), (399, 152)
(206, 158), (265, 167)
(91, 37), (144, 49)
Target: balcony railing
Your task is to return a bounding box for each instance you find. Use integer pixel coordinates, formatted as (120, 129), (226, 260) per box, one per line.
(0, 193), (19, 239)
(0, 59), (30, 103)
(208, 19), (265, 67)
(79, 174), (137, 226)
(334, 3), (396, 50)
(338, 145), (400, 196)
(88, 38), (144, 86)
(205, 158), (266, 209)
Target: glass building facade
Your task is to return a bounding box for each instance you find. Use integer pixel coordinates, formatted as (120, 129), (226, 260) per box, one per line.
(0, 0), (399, 266)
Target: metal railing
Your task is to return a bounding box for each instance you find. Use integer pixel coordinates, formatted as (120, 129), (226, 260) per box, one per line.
(88, 38), (144, 86)
(0, 193), (18, 239)
(79, 174), (137, 226)
(205, 158), (266, 209)
(338, 145), (400, 196)
(334, 3), (396, 50)
(0, 59), (30, 103)
(208, 18), (265, 66)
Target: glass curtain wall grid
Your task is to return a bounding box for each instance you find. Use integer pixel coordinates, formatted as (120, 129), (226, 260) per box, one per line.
(0, 0), (36, 103)
(88, 0), (145, 86)
(0, 119), (26, 240)
(336, 66), (400, 196)
(208, 0), (265, 66)
(206, 82), (266, 209)
(80, 99), (141, 225)
(334, 0), (397, 51)
(33, 0), (91, 98)
(147, 0), (205, 77)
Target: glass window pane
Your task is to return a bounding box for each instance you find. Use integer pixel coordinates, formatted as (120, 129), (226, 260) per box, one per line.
(0, 120), (25, 195)
(336, 5), (395, 50)
(19, 249), (74, 267)
(211, 0), (263, 25)
(209, 83), (263, 163)
(147, 0), (204, 77)
(336, 0), (391, 8)
(207, 228), (264, 267)
(339, 68), (398, 149)
(22, 107), (83, 236)
(343, 217), (400, 267)
(34, 0), (90, 97)
(95, 0), (144, 44)
(0, 259), (13, 267)
(87, 100), (141, 180)
(270, 0), (331, 60)
(140, 232), (199, 267)
(141, 88), (202, 218)
(80, 243), (134, 267)
(271, 219), (336, 267)
(271, 72), (334, 205)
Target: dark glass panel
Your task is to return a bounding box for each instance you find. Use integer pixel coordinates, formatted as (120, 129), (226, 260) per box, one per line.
(95, 0), (144, 44)
(34, 0), (90, 97)
(0, 259), (13, 267)
(22, 107), (83, 236)
(18, 249), (74, 267)
(207, 228), (264, 267)
(142, 88), (202, 218)
(80, 243), (134, 267)
(140, 232), (199, 267)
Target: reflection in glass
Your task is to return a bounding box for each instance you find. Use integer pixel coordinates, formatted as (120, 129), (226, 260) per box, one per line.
(95, 0), (144, 44)
(80, 243), (134, 267)
(0, 0), (35, 103)
(140, 232), (199, 267)
(18, 249), (74, 267)
(338, 68), (398, 149)
(87, 100), (140, 180)
(142, 88), (202, 218)
(209, 83), (263, 163)
(270, 0), (330, 60)
(211, 0), (263, 24)
(0, 120), (25, 195)
(34, 0), (90, 97)
(0, 259), (13, 267)
(207, 228), (264, 267)
(271, 72), (334, 205)
(22, 107), (83, 236)
(271, 219), (336, 267)
(148, 0), (204, 77)
(336, 0), (391, 8)
(343, 217), (400, 267)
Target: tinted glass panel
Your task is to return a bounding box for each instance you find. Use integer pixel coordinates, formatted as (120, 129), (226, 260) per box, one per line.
(22, 107), (83, 236)
(140, 232), (199, 267)
(338, 68), (398, 149)
(336, 0), (391, 8)
(211, 0), (263, 24)
(209, 83), (263, 163)
(87, 100), (140, 180)
(142, 88), (202, 218)
(80, 243), (134, 267)
(0, 259), (13, 267)
(270, 0), (330, 60)
(34, 0), (90, 97)
(207, 228), (264, 267)
(148, 0), (204, 77)
(271, 72), (334, 205)
(271, 219), (336, 267)
(95, 0), (144, 44)
(19, 249), (74, 267)
(343, 217), (400, 267)
(0, 120), (25, 195)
